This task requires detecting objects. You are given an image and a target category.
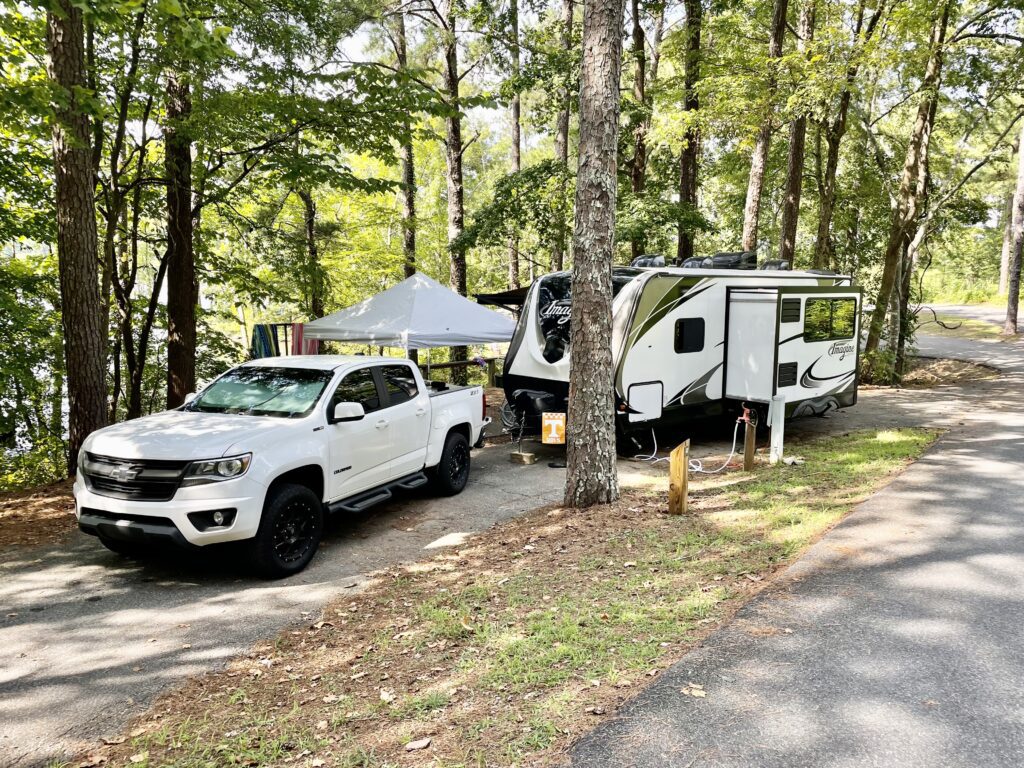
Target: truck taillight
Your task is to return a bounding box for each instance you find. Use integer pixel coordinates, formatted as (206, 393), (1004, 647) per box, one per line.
(482, 391), (488, 420)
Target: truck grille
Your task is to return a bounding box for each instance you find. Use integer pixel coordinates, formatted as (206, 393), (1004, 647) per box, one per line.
(83, 453), (190, 502)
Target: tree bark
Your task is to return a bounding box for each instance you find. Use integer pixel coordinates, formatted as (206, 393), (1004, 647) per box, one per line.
(551, 0), (574, 272)
(564, 0), (625, 508)
(812, 0), (883, 269)
(741, 0), (789, 253)
(676, 0), (701, 263)
(508, 0), (522, 288)
(778, 0), (816, 266)
(297, 189), (324, 319)
(441, 0), (468, 383)
(1004, 122), (1024, 334)
(627, 0), (647, 262)
(394, 13), (419, 364)
(47, 0), (108, 473)
(165, 71), (197, 407)
(865, 1), (950, 355)
(999, 135), (1019, 295)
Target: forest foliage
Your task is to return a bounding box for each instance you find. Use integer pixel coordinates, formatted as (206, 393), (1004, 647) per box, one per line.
(1, 0), (1023, 488)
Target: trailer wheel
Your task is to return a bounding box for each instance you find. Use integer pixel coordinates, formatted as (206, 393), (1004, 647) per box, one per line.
(432, 431), (471, 496)
(248, 483), (323, 579)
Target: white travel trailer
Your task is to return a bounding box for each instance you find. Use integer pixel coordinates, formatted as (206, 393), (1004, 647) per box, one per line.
(501, 266), (861, 440)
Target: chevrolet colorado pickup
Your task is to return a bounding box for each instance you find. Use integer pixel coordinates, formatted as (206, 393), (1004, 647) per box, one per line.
(73, 355), (489, 576)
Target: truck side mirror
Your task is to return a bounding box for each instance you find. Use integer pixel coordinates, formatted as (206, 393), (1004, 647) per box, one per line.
(330, 402), (365, 423)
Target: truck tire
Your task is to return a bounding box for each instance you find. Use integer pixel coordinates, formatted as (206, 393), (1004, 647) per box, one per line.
(248, 483), (324, 578)
(432, 431), (471, 496)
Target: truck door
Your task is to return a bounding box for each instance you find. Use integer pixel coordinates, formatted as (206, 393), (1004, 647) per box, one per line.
(326, 366), (392, 500)
(375, 363), (430, 477)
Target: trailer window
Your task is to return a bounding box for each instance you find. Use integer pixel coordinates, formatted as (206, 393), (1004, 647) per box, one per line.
(804, 298), (856, 341)
(674, 318), (705, 353)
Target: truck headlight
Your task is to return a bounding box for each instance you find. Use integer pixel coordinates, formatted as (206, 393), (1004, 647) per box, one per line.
(181, 453), (252, 487)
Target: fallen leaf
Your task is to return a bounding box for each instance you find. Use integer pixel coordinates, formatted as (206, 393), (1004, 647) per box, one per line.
(405, 737), (432, 751)
(77, 754), (107, 767)
(129, 751), (148, 764)
(101, 737), (126, 745)
(623, 561), (637, 568)
(380, 688), (395, 703)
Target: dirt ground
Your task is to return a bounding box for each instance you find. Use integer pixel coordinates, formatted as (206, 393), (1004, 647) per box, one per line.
(0, 480), (74, 551)
(900, 356), (998, 388)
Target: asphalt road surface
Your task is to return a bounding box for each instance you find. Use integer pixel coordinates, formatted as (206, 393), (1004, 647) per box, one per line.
(571, 311), (1024, 767)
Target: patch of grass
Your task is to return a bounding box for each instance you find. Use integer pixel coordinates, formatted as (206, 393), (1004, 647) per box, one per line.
(96, 428), (937, 768)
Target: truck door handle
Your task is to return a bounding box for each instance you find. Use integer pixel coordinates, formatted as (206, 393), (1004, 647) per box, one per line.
(415, 407), (427, 416)
(375, 418), (389, 430)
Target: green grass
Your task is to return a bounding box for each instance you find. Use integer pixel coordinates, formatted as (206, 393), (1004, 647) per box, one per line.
(101, 428), (937, 768)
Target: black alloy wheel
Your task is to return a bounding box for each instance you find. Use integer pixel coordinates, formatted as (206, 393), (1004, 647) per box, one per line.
(249, 483), (324, 578)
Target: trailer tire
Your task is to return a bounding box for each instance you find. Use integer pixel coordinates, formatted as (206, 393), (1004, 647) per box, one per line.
(432, 431), (471, 496)
(248, 483), (324, 579)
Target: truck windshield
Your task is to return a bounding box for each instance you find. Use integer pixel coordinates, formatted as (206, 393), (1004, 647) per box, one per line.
(186, 367), (334, 418)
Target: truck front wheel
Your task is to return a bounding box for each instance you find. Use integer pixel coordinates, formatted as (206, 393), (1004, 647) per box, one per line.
(432, 431), (471, 496)
(248, 483), (324, 578)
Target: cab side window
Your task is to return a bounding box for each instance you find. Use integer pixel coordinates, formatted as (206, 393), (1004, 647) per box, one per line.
(380, 365), (419, 407)
(332, 367), (381, 413)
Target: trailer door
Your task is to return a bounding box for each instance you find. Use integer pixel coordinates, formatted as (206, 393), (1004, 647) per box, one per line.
(724, 289), (778, 403)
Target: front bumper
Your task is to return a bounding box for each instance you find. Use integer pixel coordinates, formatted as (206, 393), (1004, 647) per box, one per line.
(73, 476), (266, 547)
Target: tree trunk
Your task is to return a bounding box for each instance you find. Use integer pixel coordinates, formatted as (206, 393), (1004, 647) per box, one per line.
(778, 0), (816, 266)
(564, 0), (625, 508)
(676, 0), (701, 263)
(627, 0), (646, 261)
(508, 0), (522, 288)
(297, 189), (324, 319)
(741, 0), (788, 253)
(441, 0), (468, 383)
(999, 135), (1019, 295)
(47, 0), (108, 474)
(165, 71), (196, 407)
(865, 2), (950, 355)
(812, 0), (882, 269)
(395, 13), (419, 364)
(1004, 122), (1024, 334)
(551, 0), (573, 272)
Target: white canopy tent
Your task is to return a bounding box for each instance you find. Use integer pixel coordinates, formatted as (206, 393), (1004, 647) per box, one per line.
(302, 272), (516, 349)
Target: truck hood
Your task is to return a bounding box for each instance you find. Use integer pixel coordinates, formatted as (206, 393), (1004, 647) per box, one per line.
(84, 410), (296, 461)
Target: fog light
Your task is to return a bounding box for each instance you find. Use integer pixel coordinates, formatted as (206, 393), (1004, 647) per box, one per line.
(187, 508), (237, 532)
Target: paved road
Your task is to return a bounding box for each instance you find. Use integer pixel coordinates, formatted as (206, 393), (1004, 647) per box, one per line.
(571, 311), (1024, 767)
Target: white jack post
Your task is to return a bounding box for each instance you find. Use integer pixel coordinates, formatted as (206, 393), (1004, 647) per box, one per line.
(768, 395), (786, 465)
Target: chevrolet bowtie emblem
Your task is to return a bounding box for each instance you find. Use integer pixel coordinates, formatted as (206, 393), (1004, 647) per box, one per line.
(109, 465), (141, 481)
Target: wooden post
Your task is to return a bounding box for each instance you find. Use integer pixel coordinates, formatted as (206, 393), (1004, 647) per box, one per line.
(743, 418), (756, 471)
(486, 358), (497, 387)
(669, 439), (690, 515)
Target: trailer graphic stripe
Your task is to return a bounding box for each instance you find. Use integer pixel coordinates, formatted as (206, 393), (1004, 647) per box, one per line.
(665, 363), (724, 407)
(800, 357), (856, 388)
(628, 278), (708, 350)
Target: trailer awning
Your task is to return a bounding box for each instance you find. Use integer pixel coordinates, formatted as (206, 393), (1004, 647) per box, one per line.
(303, 272), (516, 349)
(475, 285), (530, 314)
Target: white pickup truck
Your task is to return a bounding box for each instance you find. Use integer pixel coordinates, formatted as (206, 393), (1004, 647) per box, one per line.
(73, 355), (489, 577)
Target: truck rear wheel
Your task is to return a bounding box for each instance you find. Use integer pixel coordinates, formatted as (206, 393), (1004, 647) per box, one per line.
(432, 431), (471, 496)
(249, 483), (323, 578)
